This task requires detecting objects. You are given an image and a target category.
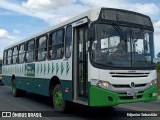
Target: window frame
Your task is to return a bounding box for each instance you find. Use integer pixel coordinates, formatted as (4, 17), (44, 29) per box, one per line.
(25, 39), (35, 63)
(35, 34), (48, 61)
(3, 50), (7, 65)
(18, 43), (25, 64)
(65, 25), (72, 58)
(48, 28), (65, 60)
(6, 48), (13, 65)
(12, 46), (18, 64)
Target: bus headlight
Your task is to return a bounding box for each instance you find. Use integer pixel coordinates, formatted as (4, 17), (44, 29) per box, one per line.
(97, 80), (110, 88)
(91, 79), (111, 89)
(149, 79), (157, 86)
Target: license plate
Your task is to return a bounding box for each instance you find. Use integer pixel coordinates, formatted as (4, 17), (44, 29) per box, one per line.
(127, 90), (138, 97)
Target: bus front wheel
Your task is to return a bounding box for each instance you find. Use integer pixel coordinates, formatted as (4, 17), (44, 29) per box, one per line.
(53, 84), (68, 113)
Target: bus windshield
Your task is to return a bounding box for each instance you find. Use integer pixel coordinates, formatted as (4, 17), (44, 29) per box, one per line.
(91, 23), (154, 68)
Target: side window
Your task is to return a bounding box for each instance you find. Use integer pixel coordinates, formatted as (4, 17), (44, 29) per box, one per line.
(19, 44), (25, 63)
(49, 29), (64, 59)
(7, 49), (13, 65)
(144, 33), (150, 54)
(12, 46), (18, 64)
(65, 26), (72, 58)
(3, 51), (6, 65)
(36, 36), (47, 61)
(26, 40), (34, 62)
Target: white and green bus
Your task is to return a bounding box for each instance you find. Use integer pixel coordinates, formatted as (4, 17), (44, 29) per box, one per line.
(2, 8), (158, 112)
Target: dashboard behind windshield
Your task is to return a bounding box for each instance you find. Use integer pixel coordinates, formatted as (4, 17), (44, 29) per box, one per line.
(91, 24), (154, 68)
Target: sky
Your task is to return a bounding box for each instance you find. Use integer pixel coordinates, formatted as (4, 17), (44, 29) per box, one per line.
(0, 0), (160, 58)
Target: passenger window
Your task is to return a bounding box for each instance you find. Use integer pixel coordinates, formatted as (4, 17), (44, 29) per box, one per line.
(12, 46), (18, 64)
(65, 26), (72, 58)
(19, 44), (25, 63)
(26, 40), (34, 62)
(3, 51), (7, 65)
(7, 49), (13, 65)
(36, 36), (47, 61)
(49, 29), (64, 59)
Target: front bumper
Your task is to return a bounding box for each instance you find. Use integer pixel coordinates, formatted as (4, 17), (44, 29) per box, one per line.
(89, 85), (158, 106)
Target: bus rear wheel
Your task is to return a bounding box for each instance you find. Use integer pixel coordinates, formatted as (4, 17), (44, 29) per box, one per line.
(53, 84), (68, 113)
(12, 79), (19, 97)
(12, 79), (26, 97)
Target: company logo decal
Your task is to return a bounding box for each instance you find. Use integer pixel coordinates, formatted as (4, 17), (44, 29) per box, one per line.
(56, 63), (59, 75)
(66, 62), (70, 75)
(52, 63), (55, 73)
(61, 62), (64, 75)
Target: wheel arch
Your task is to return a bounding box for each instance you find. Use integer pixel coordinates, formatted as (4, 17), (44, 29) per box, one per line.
(49, 76), (61, 96)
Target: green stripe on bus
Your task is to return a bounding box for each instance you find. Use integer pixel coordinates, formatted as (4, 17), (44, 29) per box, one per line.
(89, 85), (157, 106)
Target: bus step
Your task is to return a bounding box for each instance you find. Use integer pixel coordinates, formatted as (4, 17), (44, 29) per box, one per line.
(73, 99), (88, 106)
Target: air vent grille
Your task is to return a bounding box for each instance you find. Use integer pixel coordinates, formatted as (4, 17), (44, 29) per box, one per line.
(110, 72), (150, 78)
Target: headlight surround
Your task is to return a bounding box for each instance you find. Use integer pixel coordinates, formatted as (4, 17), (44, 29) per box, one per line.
(97, 80), (110, 88)
(91, 79), (110, 89)
(149, 79), (157, 86)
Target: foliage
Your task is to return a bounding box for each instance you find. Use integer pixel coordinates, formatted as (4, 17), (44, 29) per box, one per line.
(156, 62), (160, 95)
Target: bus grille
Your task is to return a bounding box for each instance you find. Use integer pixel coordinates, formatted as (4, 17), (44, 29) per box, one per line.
(112, 84), (147, 88)
(110, 72), (150, 78)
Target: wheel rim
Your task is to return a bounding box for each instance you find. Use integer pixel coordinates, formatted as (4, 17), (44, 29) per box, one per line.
(54, 90), (63, 107)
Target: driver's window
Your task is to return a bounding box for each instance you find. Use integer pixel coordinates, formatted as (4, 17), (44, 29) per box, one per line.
(144, 33), (150, 54)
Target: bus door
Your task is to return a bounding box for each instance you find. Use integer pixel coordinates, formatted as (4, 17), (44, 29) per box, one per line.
(73, 24), (88, 102)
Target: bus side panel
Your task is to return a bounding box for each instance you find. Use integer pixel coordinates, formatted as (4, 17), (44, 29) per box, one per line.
(2, 75), (73, 101)
(61, 80), (73, 101)
(16, 77), (73, 101)
(16, 77), (50, 96)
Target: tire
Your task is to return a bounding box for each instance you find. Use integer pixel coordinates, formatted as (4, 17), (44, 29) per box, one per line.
(53, 84), (68, 113)
(12, 79), (26, 97)
(12, 79), (19, 97)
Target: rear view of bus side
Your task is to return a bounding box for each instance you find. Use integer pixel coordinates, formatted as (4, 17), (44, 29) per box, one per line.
(2, 8), (157, 113)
